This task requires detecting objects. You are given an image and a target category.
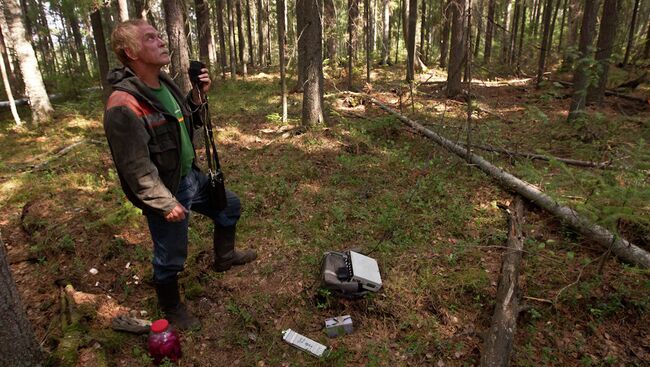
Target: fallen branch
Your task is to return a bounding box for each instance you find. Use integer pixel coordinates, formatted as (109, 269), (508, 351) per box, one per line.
(467, 143), (615, 169)
(481, 196), (526, 367)
(551, 79), (648, 104)
(365, 93), (650, 268)
(31, 140), (87, 171)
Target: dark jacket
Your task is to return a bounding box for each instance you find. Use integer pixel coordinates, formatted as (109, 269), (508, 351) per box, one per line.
(103, 67), (203, 216)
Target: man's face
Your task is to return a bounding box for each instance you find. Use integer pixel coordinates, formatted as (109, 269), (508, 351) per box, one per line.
(129, 24), (170, 67)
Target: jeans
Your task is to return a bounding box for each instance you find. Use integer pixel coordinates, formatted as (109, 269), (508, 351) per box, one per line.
(146, 168), (241, 283)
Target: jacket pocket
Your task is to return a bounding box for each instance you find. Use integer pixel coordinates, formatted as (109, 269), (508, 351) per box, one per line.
(148, 122), (178, 171)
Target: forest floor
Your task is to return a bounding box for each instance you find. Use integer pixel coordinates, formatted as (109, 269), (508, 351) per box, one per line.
(1, 64), (649, 366)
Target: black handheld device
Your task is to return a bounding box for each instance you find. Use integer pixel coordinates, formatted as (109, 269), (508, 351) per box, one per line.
(188, 60), (206, 86)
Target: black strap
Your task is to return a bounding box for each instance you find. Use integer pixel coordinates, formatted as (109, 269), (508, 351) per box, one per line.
(194, 88), (222, 175)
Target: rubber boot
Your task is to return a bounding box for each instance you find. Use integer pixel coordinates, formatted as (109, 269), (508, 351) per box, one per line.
(154, 278), (201, 331)
(213, 224), (257, 272)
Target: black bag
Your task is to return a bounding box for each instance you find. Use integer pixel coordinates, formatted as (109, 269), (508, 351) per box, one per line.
(189, 61), (228, 211)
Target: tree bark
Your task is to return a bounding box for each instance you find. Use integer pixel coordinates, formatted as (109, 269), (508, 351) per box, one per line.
(4, 0), (52, 125)
(557, 0), (568, 52)
(216, 0), (228, 79)
(380, 0), (391, 64)
(265, 0), (271, 65)
(509, 0), (521, 64)
(568, 0), (598, 121)
(226, 0), (238, 78)
(587, 0), (619, 104)
(277, 0), (287, 122)
(644, 17), (650, 59)
(544, 0), (561, 60)
(367, 95), (650, 269)
(440, 0), (452, 67)
(500, 0), (513, 63)
(162, 0), (192, 91)
(474, 0), (484, 58)
(116, 0), (129, 22)
(0, 233), (43, 367)
(246, 0), (255, 68)
(536, 0), (553, 87)
(0, 20), (19, 96)
(365, 0), (372, 83)
(447, 0), (466, 97)
(532, 0), (543, 37)
(35, 0), (58, 75)
(235, 0), (248, 76)
(419, 0), (426, 60)
(406, 0), (418, 82)
(516, 2), (526, 68)
(195, 0), (212, 69)
(0, 41), (21, 125)
(257, 0), (266, 66)
(90, 8), (110, 102)
(480, 196), (525, 367)
(622, 0), (640, 67)
(483, 0), (494, 63)
(297, 0), (324, 126)
(347, 0), (359, 89)
(324, 0), (337, 64)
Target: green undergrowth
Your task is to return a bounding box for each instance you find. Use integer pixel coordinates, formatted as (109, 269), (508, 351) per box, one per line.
(1, 71), (649, 366)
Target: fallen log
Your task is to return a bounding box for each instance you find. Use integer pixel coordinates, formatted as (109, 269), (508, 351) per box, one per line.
(467, 143), (614, 169)
(481, 196), (525, 367)
(366, 94), (650, 268)
(551, 79), (648, 104)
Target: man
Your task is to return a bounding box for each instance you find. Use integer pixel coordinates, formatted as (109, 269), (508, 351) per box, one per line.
(104, 20), (257, 330)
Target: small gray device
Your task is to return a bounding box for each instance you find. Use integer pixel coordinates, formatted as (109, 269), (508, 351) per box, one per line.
(321, 250), (382, 297)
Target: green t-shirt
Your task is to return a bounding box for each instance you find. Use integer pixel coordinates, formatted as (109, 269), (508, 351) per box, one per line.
(149, 83), (194, 177)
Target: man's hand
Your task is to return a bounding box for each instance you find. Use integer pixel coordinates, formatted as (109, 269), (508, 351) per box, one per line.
(191, 68), (211, 104)
(165, 204), (188, 222)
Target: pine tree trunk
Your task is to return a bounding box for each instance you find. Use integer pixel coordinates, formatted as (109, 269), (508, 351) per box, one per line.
(406, 0), (418, 82)
(447, 0), (466, 97)
(587, 0), (619, 104)
(622, 0), (640, 67)
(348, 0), (359, 89)
(644, 18), (650, 59)
(500, 0), (513, 63)
(277, 0), (287, 122)
(419, 0), (426, 60)
(36, 0), (58, 75)
(365, 0), (372, 83)
(0, 233), (43, 367)
(246, 0), (255, 68)
(324, 0), (337, 64)
(216, 0), (228, 79)
(536, 0), (553, 87)
(162, 0), (192, 90)
(226, 0), (238, 78)
(297, 0), (324, 126)
(90, 9), (110, 102)
(509, 0), (520, 64)
(557, 0), (568, 51)
(533, 0), (543, 37)
(116, 0), (129, 22)
(516, 3), (526, 68)
(380, 0), (391, 64)
(66, 6), (89, 76)
(474, 0), (484, 58)
(545, 0), (562, 60)
(395, 0), (402, 63)
(4, 0), (52, 125)
(441, 0), (452, 67)
(195, 0), (212, 69)
(265, 0), (271, 65)
(370, 0), (377, 54)
(133, 0), (147, 19)
(0, 43), (21, 125)
(256, 0), (266, 66)
(0, 21), (20, 95)
(483, 0), (494, 63)
(236, 0), (247, 76)
(401, 0), (410, 54)
(568, 0), (598, 121)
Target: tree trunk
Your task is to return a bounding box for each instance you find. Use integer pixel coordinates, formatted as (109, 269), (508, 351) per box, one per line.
(265, 0), (271, 65)
(0, 42), (21, 125)
(236, 0), (247, 76)
(644, 17), (650, 59)
(133, 0), (148, 19)
(226, 0), (238, 78)
(380, 0), (391, 64)
(66, 4), (89, 76)
(406, 0), (418, 82)
(516, 2), (526, 68)
(36, 0), (58, 75)
(567, 0), (598, 121)
(370, 0), (376, 54)
(195, 0), (212, 69)
(557, 0), (568, 52)
(533, 0), (543, 37)
(587, 0), (619, 104)
(622, 0), (640, 67)
(162, 0), (192, 91)
(419, 0), (426, 60)
(246, 0), (255, 68)
(347, 0), (359, 89)
(395, 0), (402, 64)
(0, 20), (19, 96)
(509, 0), (520, 64)
(297, 0), (324, 126)
(324, 0), (337, 64)
(545, 0), (562, 60)
(440, 0), (452, 67)
(90, 8), (110, 102)
(500, 0), (512, 63)
(277, 0), (287, 122)
(368, 96), (650, 269)
(536, 0), (553, 87)
(447, 0), (466, 97)
(483, 0), (494, 63)
(474, 0), (484, 58)
(116, 0), (129, 22)
(216, 0), (228, 79)
(4, 0), (52, 125)
(0, 233), (43, 367)
(256, 0), (266, 66)
(480, 196), (525, 367)
(365, 0), (372, 83)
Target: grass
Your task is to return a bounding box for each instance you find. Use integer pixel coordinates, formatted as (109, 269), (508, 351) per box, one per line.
(1, 67), (649, 366)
